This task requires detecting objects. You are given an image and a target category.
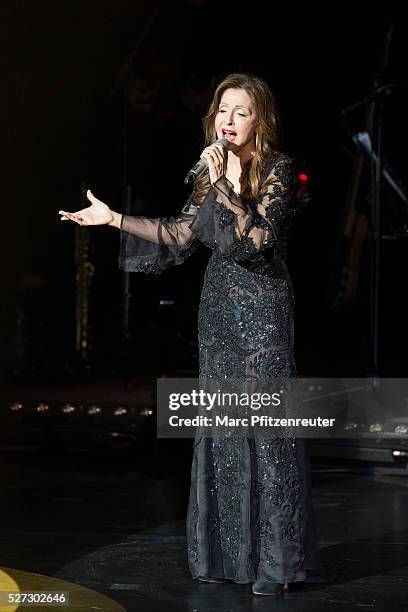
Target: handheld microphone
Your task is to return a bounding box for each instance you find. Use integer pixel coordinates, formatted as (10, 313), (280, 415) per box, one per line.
(184, 137), (229, 185)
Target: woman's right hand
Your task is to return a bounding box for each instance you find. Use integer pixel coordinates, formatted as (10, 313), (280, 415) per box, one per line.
(59, 190), (114, 226)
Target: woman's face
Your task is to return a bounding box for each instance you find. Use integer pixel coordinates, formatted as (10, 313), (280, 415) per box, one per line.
(214, 87), (259, 150)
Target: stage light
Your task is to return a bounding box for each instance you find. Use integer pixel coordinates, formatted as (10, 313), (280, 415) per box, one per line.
(369, 423), (383, 433)
(62, 404), (76, 414)
(140, 408), (153, 416)
(10, 402), (23, 411)
(114, 407), (127, 416)
(394, 424), (408, 435)
(298, 172), (308, 183)
(36, 403), (49, 412)
(88, 405), (102, 415)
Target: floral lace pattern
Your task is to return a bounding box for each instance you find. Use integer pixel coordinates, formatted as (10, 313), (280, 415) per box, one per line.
(118, 153), (321, 584)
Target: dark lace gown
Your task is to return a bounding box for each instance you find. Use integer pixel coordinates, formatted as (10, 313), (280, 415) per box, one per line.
(119, 153), (322, 586)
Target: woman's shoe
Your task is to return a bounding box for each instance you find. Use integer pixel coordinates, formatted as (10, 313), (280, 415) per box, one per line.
(198, 576), (227, 584)
(252, 579), (289, 595)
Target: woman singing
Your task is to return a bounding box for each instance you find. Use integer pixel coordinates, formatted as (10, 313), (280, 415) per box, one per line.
(59, 73), (322, 596)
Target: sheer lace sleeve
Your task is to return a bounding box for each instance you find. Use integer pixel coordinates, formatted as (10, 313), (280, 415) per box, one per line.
(190, 153), (297, 261)
(119, 195), (201, 273)
(118, 154), (296, 274)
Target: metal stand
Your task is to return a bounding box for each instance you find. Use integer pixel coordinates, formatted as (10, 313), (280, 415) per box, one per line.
(343, 82), (407, 376)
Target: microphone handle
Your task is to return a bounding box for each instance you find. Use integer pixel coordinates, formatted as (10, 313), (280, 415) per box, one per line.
(184, 159), (207, 185)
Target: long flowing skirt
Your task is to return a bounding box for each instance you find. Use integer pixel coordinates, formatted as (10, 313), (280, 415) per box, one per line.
(186, 254), (321, 584)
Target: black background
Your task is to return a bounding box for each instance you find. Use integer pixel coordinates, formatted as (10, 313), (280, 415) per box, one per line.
(2, 1), (407, 381)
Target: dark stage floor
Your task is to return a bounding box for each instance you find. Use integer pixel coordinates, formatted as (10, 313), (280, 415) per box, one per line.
(1, 380), (408, 611)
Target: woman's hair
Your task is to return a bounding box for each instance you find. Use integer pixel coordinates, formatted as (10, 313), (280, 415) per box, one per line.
(193, 73), (284, 203)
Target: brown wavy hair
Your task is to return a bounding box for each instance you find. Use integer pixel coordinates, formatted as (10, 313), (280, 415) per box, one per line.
(193, 73), (284, 203)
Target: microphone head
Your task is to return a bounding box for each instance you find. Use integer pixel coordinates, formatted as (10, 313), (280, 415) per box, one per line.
(215, 137), (229, 150)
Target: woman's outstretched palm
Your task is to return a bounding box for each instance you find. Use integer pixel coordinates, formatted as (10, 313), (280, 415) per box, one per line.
(59, 190), (113, 226)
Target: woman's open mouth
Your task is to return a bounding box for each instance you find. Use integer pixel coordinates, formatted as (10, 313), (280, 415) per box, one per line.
(222, 129), (237, 142)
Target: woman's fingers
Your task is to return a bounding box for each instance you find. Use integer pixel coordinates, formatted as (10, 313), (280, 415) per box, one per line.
(202, 148), (223, 168)
(212, 146), (226, 169)
(209, 150), (222, 166)
(59, 210), (72, 219)
(203, 152), (217, 171)
(210, 144), (224, 161)
(58, 210), (85, 225)
(214, 142), (227, 158)
(200, 146), (225, 184)
(212, 143), (226, 160)
(202, 144), (225, 160)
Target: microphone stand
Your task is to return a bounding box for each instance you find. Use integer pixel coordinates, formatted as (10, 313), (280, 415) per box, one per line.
(371, 84), (382, 378)
(341, 81), (406, 116)
(342, 82), (399, 376)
